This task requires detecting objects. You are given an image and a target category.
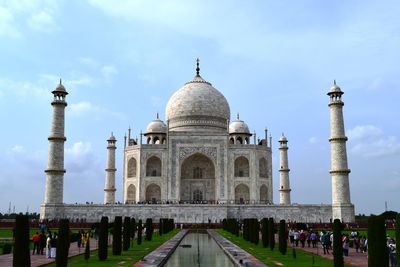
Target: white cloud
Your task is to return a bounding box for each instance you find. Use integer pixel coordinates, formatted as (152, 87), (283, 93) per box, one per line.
(70, 101), (101, 116)
(309, 136), (317, 144)
(66, 141), (92, 157)
(0, 78), (49, 101)
(0, 0), (60, 38)
(347, 125), (383, 142)
(11, 145), (25, 153)
(348, 125), (400, 158)
(27, 10), (58, 33)
(101, 65), (118, 81)
(0, 5), (20, 38)
(69, 101), (126, 120)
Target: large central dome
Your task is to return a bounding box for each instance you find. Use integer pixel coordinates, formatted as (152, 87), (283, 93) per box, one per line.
(166, 71), (231, 132)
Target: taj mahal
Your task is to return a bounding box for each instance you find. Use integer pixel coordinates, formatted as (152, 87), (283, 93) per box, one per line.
(40, 60), (355, 223)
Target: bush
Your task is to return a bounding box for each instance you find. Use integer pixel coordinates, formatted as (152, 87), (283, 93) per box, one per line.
(278, 219), (287, 255)
(98, 216), (108, 261)
(368, 216), (388, 267)
(84, 238), (90, 261)
(137, 220), (142, 245)
(56, 219), (70, 267)
(2, 243), (12, 254)
(268, 218), (275, 251)
(261, 218), (269, 248)
(112, 216), (122, 255)
(70, 232), (80, 243)
(13, 214), (30, 267)
(130, 218), (136, 246)
(396, 213), (400, 265)
(123, 217), (131, 251)
(145, 218), (153, 241)
(332, 219), (343, 267)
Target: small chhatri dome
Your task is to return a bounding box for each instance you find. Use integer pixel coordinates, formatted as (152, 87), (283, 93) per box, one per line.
(279, 133), (288, 142)
(108, 132), (116, 141)
(146, 114), (167, 134)
(229, 113), (250, 134)
(328, 80), (343, 95)
(52, 79), (68, 94)
(166, 59), (231, 132)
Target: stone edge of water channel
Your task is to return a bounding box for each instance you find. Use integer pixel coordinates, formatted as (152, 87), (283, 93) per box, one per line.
(133, 229), (189, 267)
(207, 229), (268, 267)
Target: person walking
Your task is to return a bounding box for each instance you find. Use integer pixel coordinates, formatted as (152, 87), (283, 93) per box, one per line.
(299, 230), (306, 248)
(32, 232), (40, 255)
(39, 231), (46, 255)
(310, 231), (317, 248)
(342, 234), (349, 256)
(293, 230), (299, 247)
(321, 231), (330, 255)
(50, 233), (57, 258)
(388, 240), (397, 267)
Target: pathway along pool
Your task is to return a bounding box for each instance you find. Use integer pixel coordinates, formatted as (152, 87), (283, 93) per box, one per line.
(164, 232), (235, 267)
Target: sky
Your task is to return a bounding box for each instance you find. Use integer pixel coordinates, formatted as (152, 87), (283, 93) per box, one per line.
(0, 0), (399, 215)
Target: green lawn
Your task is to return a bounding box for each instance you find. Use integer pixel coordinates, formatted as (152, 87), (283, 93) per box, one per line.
(342, 229), (396, 239)
(216, 229), (342, 267)
(45, 229), (180, 267)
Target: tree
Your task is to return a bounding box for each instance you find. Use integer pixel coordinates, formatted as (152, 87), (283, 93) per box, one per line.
(268, 218), (275, 250)
(112, 216), (122, 255)
(368, 216), (389, 267)
(123, 217), (131, 251)
(278, 219), (287, 255)
(332, 219), (343, 267)
(145, 218), (153, 241)
(98, 216), (108, 261)
(261, 218), (269, 248)
(84, 238), (90, 262)
(56, 219), (70, 267)
(130, 218), (136, 247)
(396, 213), (400, 266)
(159, 218), (163, 236)
(137, 220), (142, 245)
(13, 214), (30, 267)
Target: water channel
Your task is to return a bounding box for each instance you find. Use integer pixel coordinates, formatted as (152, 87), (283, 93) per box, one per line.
(164, 232), (235, 267)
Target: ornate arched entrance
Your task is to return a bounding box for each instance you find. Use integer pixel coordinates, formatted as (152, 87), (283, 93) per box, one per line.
(180, 153), (215, 202)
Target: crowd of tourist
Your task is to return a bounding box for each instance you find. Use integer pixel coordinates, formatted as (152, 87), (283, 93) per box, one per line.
(287, 227), (397, 266)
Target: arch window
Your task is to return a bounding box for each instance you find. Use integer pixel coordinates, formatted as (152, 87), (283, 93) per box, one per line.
(237, 136), (243, 144)
(193, 189), (203, 201)
(259, 158), (268, 178)
(235, 184), (250, 204)
(127, 158), (137, 177)
(234, 156), (249, 177)
(127, 184), (136, 202)
(146, 183), (161, 203)
(260, 185), (268, 202)
(146, 156), (162, 176)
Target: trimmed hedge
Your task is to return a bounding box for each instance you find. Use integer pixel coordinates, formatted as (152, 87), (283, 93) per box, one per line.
(13, 214), (30, 267)
(56, 219), (70, 267)
(368, 216), (388, 267)
(396, 213), (400, 265)
(137, 220), (143, 245)
(261, 218), (269, 248)
(112, 216), (122, 255)
(278, 219), (287, 255)
(98, 216), (108, 261)
(332, 219), (343, 267)
(268, 217), (275, 251)
(123, 217), (131, 251)
(145, 218), (153, 241)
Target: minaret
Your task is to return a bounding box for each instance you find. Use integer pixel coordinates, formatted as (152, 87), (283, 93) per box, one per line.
(44, 80), (68, 204)
(104, 132), (117, 204)
(279, 134), (291, 205)
(328, 81), (355, 222)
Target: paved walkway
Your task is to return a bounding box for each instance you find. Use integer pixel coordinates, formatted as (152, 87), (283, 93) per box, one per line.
(290, 243), (367, 267)
(0, 240), (99, 267)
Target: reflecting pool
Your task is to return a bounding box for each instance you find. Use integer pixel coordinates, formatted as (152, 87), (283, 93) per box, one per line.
(164, 232), (235, 267)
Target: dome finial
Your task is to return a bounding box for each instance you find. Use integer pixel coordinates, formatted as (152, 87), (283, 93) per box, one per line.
(59, 78), (62, 85)
(156, 112), (159, 119)
(196, 58), (200, 76)
(334, 79), (336, 85)
(237, 112), (240, 120)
